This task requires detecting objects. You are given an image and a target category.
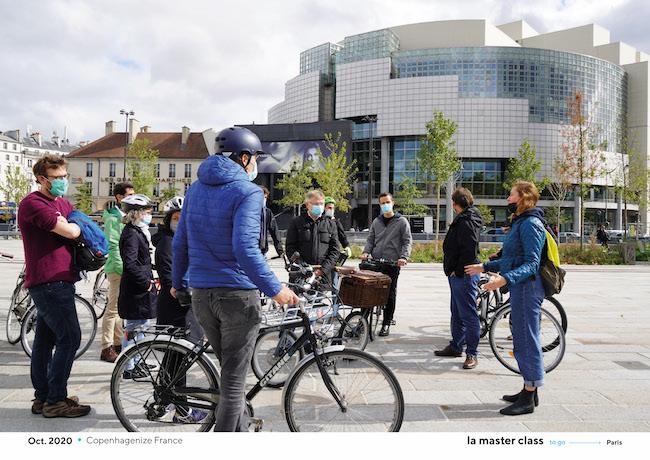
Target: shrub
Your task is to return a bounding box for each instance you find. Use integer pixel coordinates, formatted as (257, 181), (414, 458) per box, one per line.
(559, 243), (623, 265)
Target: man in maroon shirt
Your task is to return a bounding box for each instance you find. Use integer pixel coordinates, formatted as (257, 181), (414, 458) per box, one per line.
(18, 154), (91, 418)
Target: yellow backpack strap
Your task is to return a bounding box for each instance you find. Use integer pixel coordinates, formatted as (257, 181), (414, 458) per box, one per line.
(545, 230), (561, 267)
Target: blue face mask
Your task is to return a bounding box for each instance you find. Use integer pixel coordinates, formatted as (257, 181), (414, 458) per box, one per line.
(381, 203), (393, 214)
(248, 162), (258, 182)
(310, 205), (324, 217)
(48, 178), (68, 197)
(141, 214), (152, 226)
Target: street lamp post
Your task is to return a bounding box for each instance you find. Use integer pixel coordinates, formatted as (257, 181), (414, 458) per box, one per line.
(362, 115), (377, 230)
(120, 109), (135, 181)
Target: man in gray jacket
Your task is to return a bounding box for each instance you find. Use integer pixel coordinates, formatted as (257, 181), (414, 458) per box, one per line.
(361, 192), (413, 336)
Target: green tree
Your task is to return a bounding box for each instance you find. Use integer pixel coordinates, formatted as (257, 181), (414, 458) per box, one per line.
(126, 138), (159, 196)
(394, 177), (428, 216)
(476, 204), (494, 227)
(160, 185), (179, 203)
(503, 139), (549, 191)
(417, 111), (462, 253)
(275, 159), (314, 216)
(560, 91), (607, 249)
(0, 165), (32, 204)
(311, 132), (358, 212)
(74, 182), (93, 214)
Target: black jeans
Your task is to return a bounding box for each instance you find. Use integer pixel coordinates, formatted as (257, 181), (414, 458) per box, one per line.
(28, 281), (81, 404)
(378, 265), (400, 326)
(191, 288), (261, 432)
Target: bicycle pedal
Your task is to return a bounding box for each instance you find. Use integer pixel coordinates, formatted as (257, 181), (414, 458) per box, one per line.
(249, 417), (264, 432)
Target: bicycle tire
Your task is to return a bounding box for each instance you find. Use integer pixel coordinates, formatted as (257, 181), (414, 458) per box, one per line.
(284, 348), (404, 432)
(251, 329), (303, 388)
(111, 339), (218, 432)
(334, 311), (370, 350)
(489, 305), (566, 375)
(6, 282), (30, 345)
(543, 296), (568, 334)
(91, 269), (108, 320)
(21, 294), (97, 360)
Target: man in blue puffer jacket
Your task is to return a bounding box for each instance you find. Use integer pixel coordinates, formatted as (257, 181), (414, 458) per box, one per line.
(171, 127), (298, 432)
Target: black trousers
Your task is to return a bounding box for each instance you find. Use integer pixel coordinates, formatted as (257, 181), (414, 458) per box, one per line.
(378, 265), (400, 326)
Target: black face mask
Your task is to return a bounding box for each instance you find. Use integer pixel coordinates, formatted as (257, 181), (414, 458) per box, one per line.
(507, 202), (518, 215)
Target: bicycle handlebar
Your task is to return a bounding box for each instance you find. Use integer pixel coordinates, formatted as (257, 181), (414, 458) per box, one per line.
(360, 256), (399, 267)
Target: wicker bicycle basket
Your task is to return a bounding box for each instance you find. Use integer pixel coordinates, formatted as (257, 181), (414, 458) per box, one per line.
(338, 269), (392, 308)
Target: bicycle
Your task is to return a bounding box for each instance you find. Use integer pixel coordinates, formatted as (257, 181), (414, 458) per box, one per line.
(110, 281), (405, 432)
(251, 254), (370, 387)
(3, 252), (31, 345)
(477, 276), (567, 374)
(20, 294), (98, 360)
(91, 268), (108, 319)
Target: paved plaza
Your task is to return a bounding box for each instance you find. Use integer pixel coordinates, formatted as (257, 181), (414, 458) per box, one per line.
(1, 238), (649, 432)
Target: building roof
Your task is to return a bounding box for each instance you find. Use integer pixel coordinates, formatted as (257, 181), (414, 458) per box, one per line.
(22, 136), (77, 153)
(68, 132), (208, 159)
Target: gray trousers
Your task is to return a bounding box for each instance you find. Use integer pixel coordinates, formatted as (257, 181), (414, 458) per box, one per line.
(192, 288), (261, 432)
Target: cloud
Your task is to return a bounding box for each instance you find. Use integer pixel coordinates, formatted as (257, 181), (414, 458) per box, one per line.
(0, 0), (647, 143)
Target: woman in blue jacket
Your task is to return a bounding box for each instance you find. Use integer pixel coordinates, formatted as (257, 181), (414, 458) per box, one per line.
(465, 181), (547, 416)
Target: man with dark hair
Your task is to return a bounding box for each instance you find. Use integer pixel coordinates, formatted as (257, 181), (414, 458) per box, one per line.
(18, 154), (91, 418)
(436, 187), (483, 369)
(361, 192), (412, 336)
(258, 186), (283, 257)
(99, 181), (134, 362)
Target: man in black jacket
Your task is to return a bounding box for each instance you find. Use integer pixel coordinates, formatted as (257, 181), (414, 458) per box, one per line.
(435, 187), (483, 370)
(259, 186), (284, 257)
(286, 190), (339, 281)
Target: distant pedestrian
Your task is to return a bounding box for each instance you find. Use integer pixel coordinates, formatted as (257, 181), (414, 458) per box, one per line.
(596, 224), (609, 248)
(435, 188), (483, 370)
(118, 194), (157, 379)
(99, 182), (134, 363)
(18, 154), (91, 418)
(324, 196), (352, 258)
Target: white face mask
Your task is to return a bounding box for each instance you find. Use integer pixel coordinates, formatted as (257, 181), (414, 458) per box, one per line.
(324, 209), (334, 218)
(170, 221), (179, 233)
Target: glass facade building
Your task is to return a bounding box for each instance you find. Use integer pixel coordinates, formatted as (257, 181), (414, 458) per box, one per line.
(268, 20), (648, 231)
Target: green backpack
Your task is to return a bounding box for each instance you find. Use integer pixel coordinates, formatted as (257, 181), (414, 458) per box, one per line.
(539, 229), (566, 297)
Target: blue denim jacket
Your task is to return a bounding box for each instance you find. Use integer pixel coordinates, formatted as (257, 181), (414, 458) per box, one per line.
(483, 208), (546, 286)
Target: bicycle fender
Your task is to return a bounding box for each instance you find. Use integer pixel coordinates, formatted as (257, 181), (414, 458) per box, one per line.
(280, 344), (346, 402)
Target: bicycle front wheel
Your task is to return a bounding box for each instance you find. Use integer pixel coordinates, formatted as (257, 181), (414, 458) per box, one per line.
(334, 312), (369, 350)
(21, 295), (97, 360)
(6, 282), (30, 345)
(111, 340), (218, 432)
(284, 348), (404, 432)
(489, 305), (566, 374)
(92, 269), (108, 319)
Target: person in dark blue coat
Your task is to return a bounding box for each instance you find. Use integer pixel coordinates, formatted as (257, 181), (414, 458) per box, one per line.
(118, 194), (157, 379)
(466, 181), (547, 416)
(172, 127), (299, 432)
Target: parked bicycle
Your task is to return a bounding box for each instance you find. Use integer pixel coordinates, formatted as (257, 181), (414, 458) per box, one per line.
(477, 275), (567, 374)
(251, 253), (370, 387)
(110, 278), (405, 432)
(91, 268), (108, 319)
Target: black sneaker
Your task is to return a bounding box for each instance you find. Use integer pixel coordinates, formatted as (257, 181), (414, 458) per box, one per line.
(123, 366), (148, 380)
(378, 326), (390, 337)
(434, 345), (462, 357)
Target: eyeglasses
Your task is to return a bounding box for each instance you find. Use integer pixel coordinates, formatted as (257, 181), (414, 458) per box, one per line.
(45, 174), (69, 180)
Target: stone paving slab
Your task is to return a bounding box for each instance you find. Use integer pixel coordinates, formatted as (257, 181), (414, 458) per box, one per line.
(1, 238), (650, 432)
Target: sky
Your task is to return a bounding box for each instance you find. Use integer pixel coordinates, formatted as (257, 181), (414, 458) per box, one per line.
(0, 0), (648, 143)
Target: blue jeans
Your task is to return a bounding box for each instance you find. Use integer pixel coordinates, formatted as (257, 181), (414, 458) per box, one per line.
(122, 319), (150, 371)
(509, 276), (545, 387)
(448, 274), (480, 357)
(28, 281), (81, 404)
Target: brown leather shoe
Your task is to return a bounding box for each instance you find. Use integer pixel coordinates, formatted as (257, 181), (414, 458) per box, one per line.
(463, 356), (478, 369)
(42, 397), (89, 418)
(114, 344), (122, 354)
(434, 345), (462, 357)
(100, 346), (118, 363)
(32, 396), (79, 415)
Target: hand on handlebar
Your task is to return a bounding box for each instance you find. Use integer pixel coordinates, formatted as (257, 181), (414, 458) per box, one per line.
(360, 253), (369, 260)
(272, 286), (300, 306)
(397, 258), (407, 267)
